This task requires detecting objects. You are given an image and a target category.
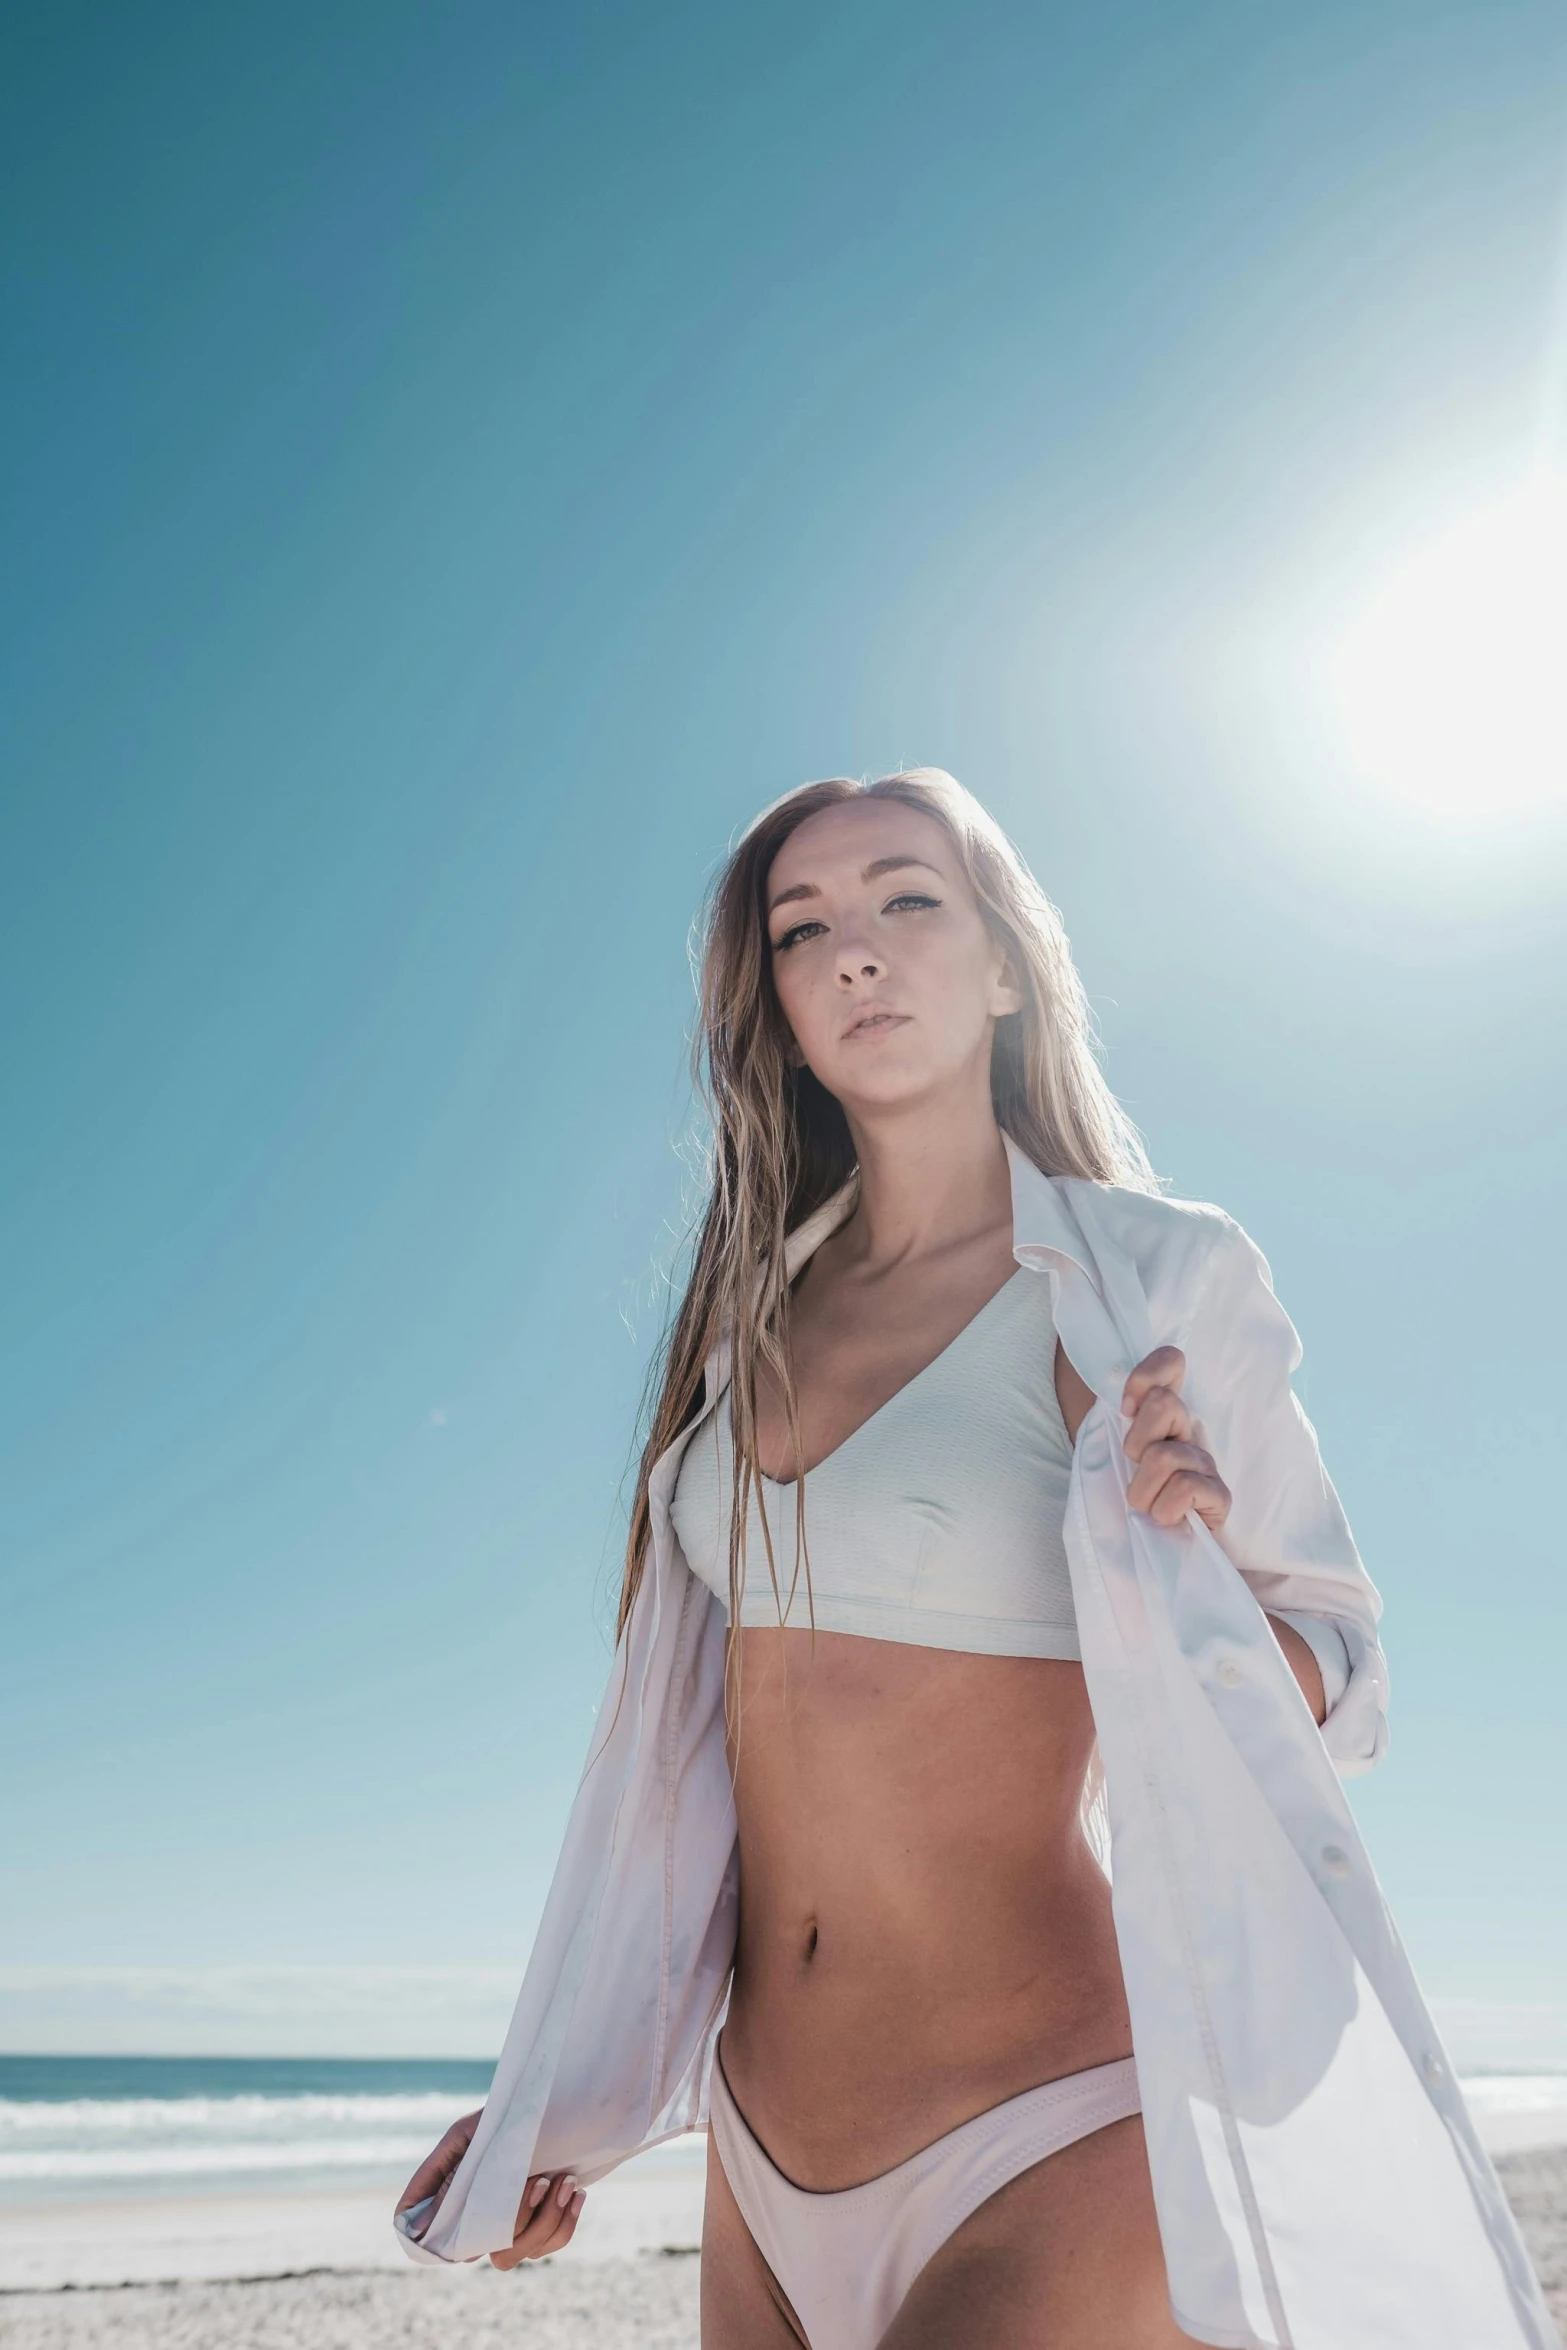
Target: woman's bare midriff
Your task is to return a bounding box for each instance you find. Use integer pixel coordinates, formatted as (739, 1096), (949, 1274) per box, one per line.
(717, 1624), (1132, 2193)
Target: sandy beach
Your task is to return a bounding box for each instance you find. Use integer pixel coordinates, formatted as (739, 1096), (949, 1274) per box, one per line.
(0, 2188), (701, 2348)
(1, 2140), (1562, 2347)
(0, 2256), (704, 2350)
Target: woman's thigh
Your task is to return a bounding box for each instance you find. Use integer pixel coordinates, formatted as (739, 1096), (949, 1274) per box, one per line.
(700, 2129), (809, 2350)
(881, 2114), (1198, 2350)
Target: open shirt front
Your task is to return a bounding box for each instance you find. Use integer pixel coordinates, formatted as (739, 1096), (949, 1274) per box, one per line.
(400, 1140), (1554, 2350)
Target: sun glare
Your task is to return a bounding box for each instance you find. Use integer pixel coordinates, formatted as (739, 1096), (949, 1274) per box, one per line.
(1336, 480), (1567, 821)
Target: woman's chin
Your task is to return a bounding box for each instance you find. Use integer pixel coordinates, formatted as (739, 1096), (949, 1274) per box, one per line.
(823, 1065), (969, 1120)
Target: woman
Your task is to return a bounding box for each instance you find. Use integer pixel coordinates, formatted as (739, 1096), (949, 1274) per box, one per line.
(397, 772), (1551, 2349)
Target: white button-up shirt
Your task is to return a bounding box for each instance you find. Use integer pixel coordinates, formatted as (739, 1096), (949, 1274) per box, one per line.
(400, 1141), (1555, 2348)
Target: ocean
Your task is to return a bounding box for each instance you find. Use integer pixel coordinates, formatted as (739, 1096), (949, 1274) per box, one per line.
(3, 2053), (1565, 2223)
(0, 2056), (495, 2207)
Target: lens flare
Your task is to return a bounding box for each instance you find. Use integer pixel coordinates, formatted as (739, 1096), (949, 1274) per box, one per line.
(1336, 481), (1567, 820)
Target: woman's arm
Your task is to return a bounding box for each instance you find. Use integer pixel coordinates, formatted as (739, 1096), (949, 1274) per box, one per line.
(1174, 1218), (1389, 1773)
(1056, 1338), (1333, 1726)
(1264, 1613), (1327, 1725)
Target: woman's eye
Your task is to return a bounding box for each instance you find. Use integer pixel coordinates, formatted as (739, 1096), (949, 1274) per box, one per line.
(771, 896), (938, 951)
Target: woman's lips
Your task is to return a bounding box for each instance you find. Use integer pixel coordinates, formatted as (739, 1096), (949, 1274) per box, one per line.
(843, 1010), (911, 1040)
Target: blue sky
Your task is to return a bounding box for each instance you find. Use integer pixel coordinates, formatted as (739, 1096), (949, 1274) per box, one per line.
(4, 0), (1567, 2058)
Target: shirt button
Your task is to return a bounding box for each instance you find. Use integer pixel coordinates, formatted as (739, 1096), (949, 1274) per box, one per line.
(1422, 2051), (1446, 2089)
(1320, 1844), (1349, 1879)
(1217, 1659), (1244, 1687)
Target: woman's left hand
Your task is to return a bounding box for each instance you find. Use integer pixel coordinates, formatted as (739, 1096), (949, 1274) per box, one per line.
(1121, 1347), (1231, 1533)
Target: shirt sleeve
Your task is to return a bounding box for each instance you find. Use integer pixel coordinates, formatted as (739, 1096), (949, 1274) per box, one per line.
(1178, 1217), (1389, 1777)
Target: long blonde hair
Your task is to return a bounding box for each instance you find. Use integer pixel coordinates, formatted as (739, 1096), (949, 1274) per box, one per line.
(618, 767), (1154, 1643)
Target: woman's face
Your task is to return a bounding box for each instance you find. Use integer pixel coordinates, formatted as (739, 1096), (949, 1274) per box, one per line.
(764, 797), (1020, 1122)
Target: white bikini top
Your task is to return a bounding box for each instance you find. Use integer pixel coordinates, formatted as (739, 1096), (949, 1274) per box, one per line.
(669, 1267), (1079, 1659)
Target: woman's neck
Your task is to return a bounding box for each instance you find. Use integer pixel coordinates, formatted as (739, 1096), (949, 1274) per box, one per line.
(839, 1089), (1013, 1273)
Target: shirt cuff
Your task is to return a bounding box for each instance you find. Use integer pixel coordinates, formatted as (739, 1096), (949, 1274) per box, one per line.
(394, 2196), (456, 2264)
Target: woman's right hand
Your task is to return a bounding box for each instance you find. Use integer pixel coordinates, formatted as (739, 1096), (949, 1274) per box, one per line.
(395, 2111), (586, 2266)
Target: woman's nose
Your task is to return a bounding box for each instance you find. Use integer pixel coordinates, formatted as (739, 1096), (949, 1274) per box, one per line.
(836, 941), (883, 984)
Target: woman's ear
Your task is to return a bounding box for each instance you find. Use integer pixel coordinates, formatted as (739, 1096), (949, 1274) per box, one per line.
(989, 948), (1024, 1020)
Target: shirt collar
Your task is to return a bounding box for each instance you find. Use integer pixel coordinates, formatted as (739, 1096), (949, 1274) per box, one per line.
(1002, 1133), (1098, 1284)
(782, 1173), (859, 1284)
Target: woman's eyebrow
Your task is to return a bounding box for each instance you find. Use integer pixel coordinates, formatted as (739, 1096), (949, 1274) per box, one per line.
(768, 854), (943, 916)
(861, 856), (942, 882)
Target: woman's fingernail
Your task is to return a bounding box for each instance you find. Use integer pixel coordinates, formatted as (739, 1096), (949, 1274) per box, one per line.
(557, 2173), (577, 2208)
(529, 2176), (550, 2208)
(570, 2188), (585, 2215)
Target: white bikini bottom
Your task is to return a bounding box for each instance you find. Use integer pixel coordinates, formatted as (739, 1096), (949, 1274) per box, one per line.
(707, 2048), (1142, 2350)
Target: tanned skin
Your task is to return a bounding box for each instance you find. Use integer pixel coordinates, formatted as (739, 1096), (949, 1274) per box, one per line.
(400, 799), (1325, 2339)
